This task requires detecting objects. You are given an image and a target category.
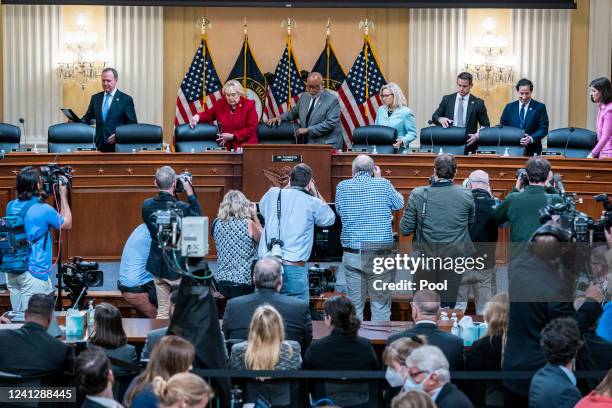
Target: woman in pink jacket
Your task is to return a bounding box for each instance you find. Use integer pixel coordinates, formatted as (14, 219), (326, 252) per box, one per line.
(589, 77), (612, 159)
(575, 368), (612, 408)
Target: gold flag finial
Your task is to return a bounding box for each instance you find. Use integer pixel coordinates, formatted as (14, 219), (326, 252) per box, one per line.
(326, 18), (331, 37)
(243, 17), (248, 36)
(359, 18), (374, 36)
(197, 17), (211, 36)
(281, 17), (296, 35)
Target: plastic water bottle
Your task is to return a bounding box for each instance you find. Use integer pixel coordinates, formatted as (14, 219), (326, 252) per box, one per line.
(451, 317), (460, 337)
(132, 148), (137, 153)
(372, 145), (378, 154)
(451, 312), (458, 324)
(165, 143), (171, 153)
(503, 147), (510, 157)
(190, 147), (195, 153)
(438, 147), (444, 155)
(33, 144), (39, 154)
(87, 300), (95, 329)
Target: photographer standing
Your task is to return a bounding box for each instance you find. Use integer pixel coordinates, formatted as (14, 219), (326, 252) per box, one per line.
(142, 166), (201, 319)
(258, 163), (335, 303)
(3, 166), (72, 311)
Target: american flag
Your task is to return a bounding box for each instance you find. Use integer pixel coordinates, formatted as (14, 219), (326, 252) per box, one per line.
(175, 38), (223, 126)
(338, 38), (387, 147)
(263, 43), (305, 120)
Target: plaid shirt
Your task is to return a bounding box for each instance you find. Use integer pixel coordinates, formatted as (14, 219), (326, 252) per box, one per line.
(335, 172), (404, 249)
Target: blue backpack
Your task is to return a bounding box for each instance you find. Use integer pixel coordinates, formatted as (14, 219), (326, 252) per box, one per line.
(0, 200), (48, 274)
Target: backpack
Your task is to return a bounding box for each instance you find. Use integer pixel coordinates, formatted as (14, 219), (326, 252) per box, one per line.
(0, 199), (48, 274)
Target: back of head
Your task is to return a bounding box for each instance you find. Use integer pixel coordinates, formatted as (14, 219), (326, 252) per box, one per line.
(434, 154), (457, 180)
(383, 336), (427, 367)
(483, 292), (509, 338)
(468, 169), (489, 190)
(412, 290), (440, 318)
(253, 257), (282, 290)
(290, 163), (312, 188)
(156, 166), (176, 190)
(25, 293), (54, 323)
(391, 390), (437, 408)
(16, 166), (41, 201)
(90, 303), (126, 348)
(218, 189), (251, 221)
(153, 373), (214, 407)
(352, 155), (375, 176)
(75, 345), (111, 396)
(595, 367), (612, 397)
(405, 345), (450, 385)
(525, 157), (551, 184)
(540, 317), (582, 366)
(246, 304), (285, 370)
(323, 296), (361, 339)
(530, 223), (569, 262)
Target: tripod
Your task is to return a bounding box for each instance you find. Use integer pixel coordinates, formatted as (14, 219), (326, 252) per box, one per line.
(52, 183), (71, 311)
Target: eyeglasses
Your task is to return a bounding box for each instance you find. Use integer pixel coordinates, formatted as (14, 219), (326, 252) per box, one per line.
(305, 85), (322, 90)
(381, 93), (394, 98)
(409, 370), (430, 379)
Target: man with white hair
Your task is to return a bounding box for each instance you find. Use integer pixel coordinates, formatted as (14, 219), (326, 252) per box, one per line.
(404, 345), (474, 408)
(456, 169), (499, 314)
(335, 155), (404, 320)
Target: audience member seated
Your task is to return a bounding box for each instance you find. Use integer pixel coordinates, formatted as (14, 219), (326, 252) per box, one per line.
(575, 244), (610, 310)
(75, 346), (121, 408)
(117, 223), (157, 318)
(0, 294), (71, 376)
(465, 292), (508, 408)
(212, 190), (261, 299)
(153, 373), (214, 408)
(404, 345), (473, 408)
(124, 335), (195, 408)
(228, 304), (302, 370)
(141, 286), (179, 362)
(529, 317), (583, 408)
(391, 390), (437, 408)
(387, 290), (464, 370)
(88, 303), (137, 376)
(222, 257), (312, 352)
(575, 368), (612, 408)
(382, 336), (427, 405)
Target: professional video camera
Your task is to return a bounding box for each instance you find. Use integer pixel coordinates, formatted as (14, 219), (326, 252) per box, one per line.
(308, 264), (337, 297)
(62, 256), (103, 309)
(175, 171), (192, 194)
(39, 164), (73, 195)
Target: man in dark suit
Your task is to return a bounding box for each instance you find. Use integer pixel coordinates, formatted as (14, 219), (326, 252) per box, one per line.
(500, 78), (549, 156)
(222, 257), (313, 351)
(387, 290), (464, 370)
(75, 347), (119, 408)
(142, 166), (201, 319)
(405, 345), (474, 408)
(0, 294), (71, 376)
(529, 318), (583, 408)
(81, 67), (137, 152)
(432, 71), (490, 154)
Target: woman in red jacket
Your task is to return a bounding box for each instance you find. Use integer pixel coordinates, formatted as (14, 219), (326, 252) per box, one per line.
(575, 368), (612, 407)
(189, 79), (258, 149)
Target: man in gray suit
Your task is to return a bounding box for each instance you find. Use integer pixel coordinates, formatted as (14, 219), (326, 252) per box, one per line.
(268, 72), (343, 149)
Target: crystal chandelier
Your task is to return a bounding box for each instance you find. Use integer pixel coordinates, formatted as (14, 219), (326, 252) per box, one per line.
(57, 16), (107, 90)
(464, 18), (514, 92)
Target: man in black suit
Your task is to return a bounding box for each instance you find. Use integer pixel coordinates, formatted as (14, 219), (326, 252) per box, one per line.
(222, 257), (313, 352)
(0, 294), (71, 376)
(404, 345), (473, 408)
(432, 71), (490, 154)
(387, 290), (464, 370)
(142, 166), (201, 319)
(81, 67), (137, 152)
(75, 346), (119, 408)
(500, 78), (549, 156)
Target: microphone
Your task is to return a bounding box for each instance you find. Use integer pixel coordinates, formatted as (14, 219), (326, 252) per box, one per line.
(563, 128), (574, 158)
(553, 173), (565, 195)
(496, 125), (503, 155)
(18, 118), (26, 149)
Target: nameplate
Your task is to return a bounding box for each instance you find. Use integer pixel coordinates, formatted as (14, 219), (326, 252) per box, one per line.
(541, 151), (563, 156)
(77, 147), (97, 152)
(272, 155), (302, 163)
(476, 150), (497, 155)
(141, 147), (162, 151)
(348, 148), (367, 153)
(206, 147), (225, 151)
(416, 149), (433, 154)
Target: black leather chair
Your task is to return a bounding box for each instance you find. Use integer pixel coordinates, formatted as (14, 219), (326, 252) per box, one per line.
(419, 126), (466, 155)
(0, 123), (21, 152)
(174, 123), (220, 152)
(351, 125), (397, 153)
(477, 126), (525, 156)
(241, 378), (306, 408)
(546, 127), (596, 158)
(48, 123), (96, 153)
(257, 123), (297, 144)
(115, 124), (163, 152)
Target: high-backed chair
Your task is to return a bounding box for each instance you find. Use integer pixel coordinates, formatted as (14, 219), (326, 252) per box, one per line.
(546, 127), (597, 158)
(48, 123), (96, 153)
(477, 126), (525, 156)
(419, 125), (466, 155)
(351, 125), (397, 153)
(257, 123), (297, 144)
(174, 123), (220, 152)
(115, 124), (163, 153)
(0, 123), (21, 152)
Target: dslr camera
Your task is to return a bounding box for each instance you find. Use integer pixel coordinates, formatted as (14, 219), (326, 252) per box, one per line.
(308, 264), (337, 297)
(516, 168), (530, 187)
(175, 171), (192, 193)
(267, 238), (284, 259)
(39, 164), (73, 195)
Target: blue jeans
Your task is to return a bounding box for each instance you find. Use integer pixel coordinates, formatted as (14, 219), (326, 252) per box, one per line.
(280, 265), (309, 303)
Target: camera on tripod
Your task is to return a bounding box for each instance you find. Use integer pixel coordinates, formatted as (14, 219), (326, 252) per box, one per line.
(175, 171), (192, 194)
(308, 264), (337, 297)
(39, 164), (73, 195)
(62, 256), (103, 308)
(151, 206), (209, 258)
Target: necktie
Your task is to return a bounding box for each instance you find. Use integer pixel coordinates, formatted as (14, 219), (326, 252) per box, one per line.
(519, 104), (526, 129)
(456, 97), (465, 127)
(102, 93), (112, 122)
(305, 97), (317, 125)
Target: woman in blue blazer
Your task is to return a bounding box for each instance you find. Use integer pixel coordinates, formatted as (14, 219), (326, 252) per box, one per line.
(375, 83), (417, 149)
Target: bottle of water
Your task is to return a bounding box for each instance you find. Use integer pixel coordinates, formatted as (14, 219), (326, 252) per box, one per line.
(87, 300), (95, 329)
(33, 144), (39, 154)
(503, 147), (510, 157)
(372, 145), (378, 154)
(438, 147), (444, 155)
(165, 143), (171, 153)
(451, 312), (460, 336)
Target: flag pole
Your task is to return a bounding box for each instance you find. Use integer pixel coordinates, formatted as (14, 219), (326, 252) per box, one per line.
(284, 18), (296, 111)
(197, 17), (211, 107)
(360, 18), (373, 118)
(243, 18), (248, 92)
(325, 18), (331, 90)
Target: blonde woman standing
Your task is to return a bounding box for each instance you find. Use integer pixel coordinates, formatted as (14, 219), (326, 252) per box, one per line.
(375, 82), (417, 149)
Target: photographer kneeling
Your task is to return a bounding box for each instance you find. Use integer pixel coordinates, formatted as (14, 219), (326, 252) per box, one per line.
(142, 166), (201, 319)
(2, 166), (72, 311)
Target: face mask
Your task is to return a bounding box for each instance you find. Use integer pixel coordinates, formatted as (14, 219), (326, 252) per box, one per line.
(403, 372), (431, 393)
(385, 367), (404, 388)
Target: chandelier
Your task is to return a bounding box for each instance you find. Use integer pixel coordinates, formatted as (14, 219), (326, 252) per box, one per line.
(464, 18), (514, 92)
(57, 16), (107, 90)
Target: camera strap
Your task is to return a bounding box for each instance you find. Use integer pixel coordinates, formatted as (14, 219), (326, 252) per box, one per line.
(414, 187), (429, 243)
(276, 189), (282, 242)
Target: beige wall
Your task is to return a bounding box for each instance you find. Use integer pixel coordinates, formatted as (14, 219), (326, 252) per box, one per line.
(569, 0), (589, 128)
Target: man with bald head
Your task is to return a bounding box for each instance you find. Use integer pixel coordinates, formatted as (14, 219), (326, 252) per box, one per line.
(267, 71), (343, 149)
(336, 155), (404, 320)
(456, 170), (499, 313)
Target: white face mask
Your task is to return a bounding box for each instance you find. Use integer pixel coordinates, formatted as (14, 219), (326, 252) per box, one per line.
(403, 372), (431, 393)
(385, 367), (404, 388)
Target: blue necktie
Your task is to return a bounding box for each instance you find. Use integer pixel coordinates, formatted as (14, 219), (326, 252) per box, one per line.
(519, 104), (526, 129)
(102, 93), (112, 122)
